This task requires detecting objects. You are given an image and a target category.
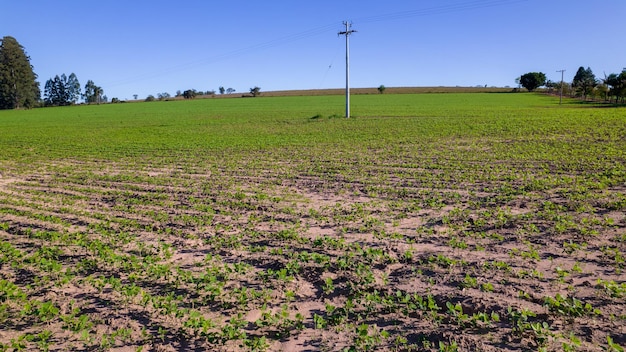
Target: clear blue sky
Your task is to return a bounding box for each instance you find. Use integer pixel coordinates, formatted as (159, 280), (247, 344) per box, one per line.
(3, 0), (625, 100)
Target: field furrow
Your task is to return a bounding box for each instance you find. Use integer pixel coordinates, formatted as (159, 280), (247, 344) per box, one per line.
(0, 93), (624, 351)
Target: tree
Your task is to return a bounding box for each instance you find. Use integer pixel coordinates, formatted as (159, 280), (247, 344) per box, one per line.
(250, 86), (261, 97)
(157, 92), (170, 101)
(572, 66), (597, 100)
(519, 72), (546, 92)
(0, 36), (40, 109)
(219, 86), (225, 95)
(66, 73), (81, 103)
(43, 77), (62, 106)
(226, 88), (235, 94)
(84, 80), (103, 104)
(377, 85), (386, 94)
(183, 89), (197, 99)
(43, 76), (63, 106)
(43, 73), (81, 106)
(605, 70), (626, 104)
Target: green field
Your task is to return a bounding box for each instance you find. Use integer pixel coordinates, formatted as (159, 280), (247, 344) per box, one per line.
(0, 93), (625, 351)
(0, 93), (586, 156)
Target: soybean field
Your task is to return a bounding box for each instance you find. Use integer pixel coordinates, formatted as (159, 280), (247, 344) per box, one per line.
(0, 93), (624, 351)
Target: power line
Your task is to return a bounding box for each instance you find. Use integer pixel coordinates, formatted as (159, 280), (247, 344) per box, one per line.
(318, 40), (342, 89)
(355, 0), (529, 24)
(104, 22), (340, 88)
(104, 0), (530, 90)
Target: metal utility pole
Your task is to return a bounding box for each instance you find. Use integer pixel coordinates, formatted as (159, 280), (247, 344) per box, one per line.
(557, 69), (565, 105)
(339, 21), (356, 118)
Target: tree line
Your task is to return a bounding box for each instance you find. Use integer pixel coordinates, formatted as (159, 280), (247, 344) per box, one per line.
(518, 67), (626, 103)
(43, 73), (105, 106)
(4, 35), (624, 110)
(0, 36), (106, 109)
(0, 35), (261, 108)
(143, 86), (262, 102)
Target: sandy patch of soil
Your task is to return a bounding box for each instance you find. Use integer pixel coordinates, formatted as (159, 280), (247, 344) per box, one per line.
(0, 162), (624, 351)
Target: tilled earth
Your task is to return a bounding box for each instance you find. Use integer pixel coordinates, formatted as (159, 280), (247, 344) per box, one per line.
(0, 151), (625, 351)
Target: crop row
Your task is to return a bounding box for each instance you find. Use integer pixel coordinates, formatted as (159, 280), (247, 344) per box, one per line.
(1, 94), (624, 351)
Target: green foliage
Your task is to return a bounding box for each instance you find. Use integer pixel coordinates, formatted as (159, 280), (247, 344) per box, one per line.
(596, 279), (626, 298)
(604, 70), (626, 103)
(0, 92), (624, 351)
(243, 335), (269, 351)
(313, 313), (327, 329)
(460, 274), (478, 289)
(83, 80), (103, 104)
(543, 294), (600, 318)
(250, 86), (261, 97)
(446, 302), (468, 326)
(0, 36), (40, 109)
(322, 277), (335, 295)
(438, 341), (459, 352)
(2, 93), (622, 164)
(346, 324), (389, 351)
(572, 66), (597, 99)
(606, 336), (624, 352)
(519, 72), (547, 92)
(183, 89), (197, 99)
(44, 73), (81, 106)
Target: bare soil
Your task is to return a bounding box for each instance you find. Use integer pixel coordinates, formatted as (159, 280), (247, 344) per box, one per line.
(0, 159), (624, 351)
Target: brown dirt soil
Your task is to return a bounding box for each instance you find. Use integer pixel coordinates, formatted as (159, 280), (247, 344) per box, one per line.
(0, 160), (624, 351)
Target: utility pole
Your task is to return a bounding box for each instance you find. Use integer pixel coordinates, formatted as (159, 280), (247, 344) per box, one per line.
(339, 21), (356, 118)
(557, 69), (565, 105)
